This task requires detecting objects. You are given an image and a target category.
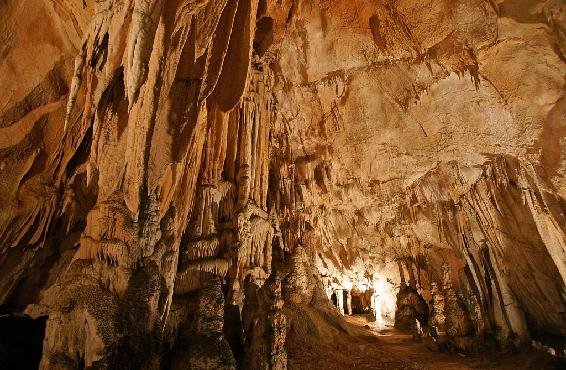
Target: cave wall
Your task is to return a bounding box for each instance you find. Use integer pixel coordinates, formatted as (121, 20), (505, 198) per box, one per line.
(0, 0), (564, 367)
(1, 0), (294, 367)
(270, 0), (566, 347)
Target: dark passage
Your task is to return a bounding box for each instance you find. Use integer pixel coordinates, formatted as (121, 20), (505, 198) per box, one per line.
(0, 314), (47, 370)
(351, 294), (365, 314)
(330, 292), (337, 307)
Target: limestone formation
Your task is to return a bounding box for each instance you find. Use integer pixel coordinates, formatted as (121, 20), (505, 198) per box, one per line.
(170, 277), (236, 370)
(429, 282), (446, 336)
(394, 283), (429, 334)
(0, 0), (565, 368)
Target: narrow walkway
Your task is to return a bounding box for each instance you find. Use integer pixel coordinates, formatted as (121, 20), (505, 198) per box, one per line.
(285, 304), (560, 370)
(342, 315), (558, 370)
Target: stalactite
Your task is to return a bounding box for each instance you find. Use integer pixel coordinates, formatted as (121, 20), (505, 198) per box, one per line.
(2, 0), (566, 368)
(518, 166), (566, 286)
(65, 52), (86, 130)
(186, 258), (230, 277)
(75, 237), (137, 268)
(237, 100), (254, 208)
(125, 0), (165, 108)
(184, 236), (222, 261)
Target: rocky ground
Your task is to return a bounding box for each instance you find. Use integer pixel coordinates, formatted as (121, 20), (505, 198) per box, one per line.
(287, 312), (563, 370)
(0, 0), (564, 369)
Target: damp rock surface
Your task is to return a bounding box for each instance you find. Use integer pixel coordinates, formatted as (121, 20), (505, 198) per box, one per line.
(0, 0), (564, 368)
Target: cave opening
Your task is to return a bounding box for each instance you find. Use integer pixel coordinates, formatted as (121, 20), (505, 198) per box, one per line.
(351, 294), (364, 315)
(0, 314), (47, 370)
(323, 272), (399, 327)
(224, 303), (244, 364)
(254, 0), (274, 57)
(330, 292), (337, 307)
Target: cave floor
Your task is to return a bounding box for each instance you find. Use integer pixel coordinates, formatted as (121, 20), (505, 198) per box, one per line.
(286, 310), (560, 370)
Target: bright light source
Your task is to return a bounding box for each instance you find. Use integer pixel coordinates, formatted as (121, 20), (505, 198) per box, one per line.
(372, 274), (397, 325)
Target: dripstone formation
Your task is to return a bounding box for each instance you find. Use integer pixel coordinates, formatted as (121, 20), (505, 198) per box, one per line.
(0, 0), (565, 369)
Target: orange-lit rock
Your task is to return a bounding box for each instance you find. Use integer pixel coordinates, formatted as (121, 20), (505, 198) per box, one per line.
(0, 0), (564, 368)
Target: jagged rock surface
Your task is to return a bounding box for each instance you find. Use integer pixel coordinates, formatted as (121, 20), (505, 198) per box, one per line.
(0, 0), (565, 368)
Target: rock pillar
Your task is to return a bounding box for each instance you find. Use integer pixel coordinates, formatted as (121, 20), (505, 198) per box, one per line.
(336, 290), (345, 315)
(346, 290), (352, 315)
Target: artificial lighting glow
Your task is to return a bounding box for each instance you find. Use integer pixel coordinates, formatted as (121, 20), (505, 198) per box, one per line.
(342, 279), (353, 291)
(372, 274), (397, 325)
(374, 294), (384, 325)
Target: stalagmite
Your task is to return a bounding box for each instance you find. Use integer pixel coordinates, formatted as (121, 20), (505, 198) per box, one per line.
(429, 282), (446, 336)
(336, 289), (345, 315)
(345, 289), (352, 316)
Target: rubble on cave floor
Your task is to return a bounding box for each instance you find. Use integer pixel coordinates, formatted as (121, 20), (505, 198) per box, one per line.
(285, 308), (563, 370)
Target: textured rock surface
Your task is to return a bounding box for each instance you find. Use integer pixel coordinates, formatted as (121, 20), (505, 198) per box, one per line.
(0, 0), (564, 368)
(171, 277), (236, 370)
(271, 0), (566, 350)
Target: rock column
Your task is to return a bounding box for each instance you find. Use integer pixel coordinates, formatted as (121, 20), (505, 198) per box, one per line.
(346, 290), (352, 315)
(336, 290), (345, 315)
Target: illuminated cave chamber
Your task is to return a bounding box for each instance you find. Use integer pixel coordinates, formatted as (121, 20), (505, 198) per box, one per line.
(321, 263), (398, 325)
(0, 0), (565, 369)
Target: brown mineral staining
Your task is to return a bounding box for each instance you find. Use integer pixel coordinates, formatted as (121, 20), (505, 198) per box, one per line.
(0, 0), (565, 369)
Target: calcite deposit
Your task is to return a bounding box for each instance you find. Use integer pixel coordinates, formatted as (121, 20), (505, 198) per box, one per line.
(0, 0), (565, 369)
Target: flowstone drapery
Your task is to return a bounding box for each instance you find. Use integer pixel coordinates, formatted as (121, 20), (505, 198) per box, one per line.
(0, 0), (565, 368)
